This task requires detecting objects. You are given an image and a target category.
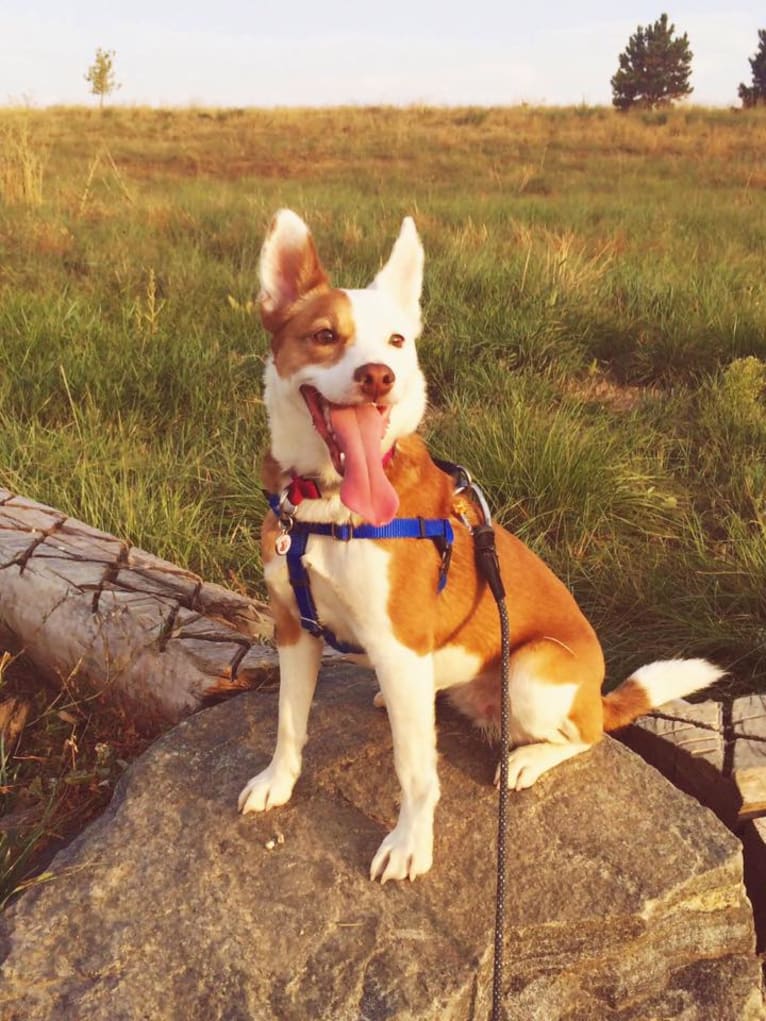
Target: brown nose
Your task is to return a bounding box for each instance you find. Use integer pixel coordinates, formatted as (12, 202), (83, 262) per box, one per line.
(353, 363), (396, 401)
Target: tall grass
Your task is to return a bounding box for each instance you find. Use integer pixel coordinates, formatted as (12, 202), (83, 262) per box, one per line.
(1, 101), (765, 901)
(0, 118), (44, 207)
(0, 103), (763, 687)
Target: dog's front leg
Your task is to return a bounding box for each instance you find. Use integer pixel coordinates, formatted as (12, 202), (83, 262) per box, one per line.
(369, 648), (439, 883)
(238, 631), (323, 814)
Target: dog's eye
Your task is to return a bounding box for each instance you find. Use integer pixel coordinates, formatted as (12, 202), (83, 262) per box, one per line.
(312, 328), (337, 346)
(389, 333), (405, 348)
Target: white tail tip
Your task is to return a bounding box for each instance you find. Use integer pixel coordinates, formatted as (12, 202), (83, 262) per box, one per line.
(630, 658), (726, 708)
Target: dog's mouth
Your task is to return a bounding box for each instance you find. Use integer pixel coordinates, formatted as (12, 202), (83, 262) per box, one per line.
(300, 385), (399, 525)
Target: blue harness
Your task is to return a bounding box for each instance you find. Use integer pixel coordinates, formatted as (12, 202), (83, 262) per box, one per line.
(266, 491), (454, 655)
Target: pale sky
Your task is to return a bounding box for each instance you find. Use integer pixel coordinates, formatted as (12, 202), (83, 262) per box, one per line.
(2, 1), (762, 108)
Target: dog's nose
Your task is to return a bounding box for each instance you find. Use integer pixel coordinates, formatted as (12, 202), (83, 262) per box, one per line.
(353, 363), (396, 401)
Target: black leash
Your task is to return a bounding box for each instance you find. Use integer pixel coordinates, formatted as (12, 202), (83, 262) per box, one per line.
(435, 460), (510, 1021)
(474, 520), (509, 1021)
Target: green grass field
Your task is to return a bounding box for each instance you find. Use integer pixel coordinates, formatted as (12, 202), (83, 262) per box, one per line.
(1, 104), (765, 899)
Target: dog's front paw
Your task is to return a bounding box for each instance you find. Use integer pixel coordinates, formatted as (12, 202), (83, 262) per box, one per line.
(369, 823), (433, 883)
(238, 765), (296, 814)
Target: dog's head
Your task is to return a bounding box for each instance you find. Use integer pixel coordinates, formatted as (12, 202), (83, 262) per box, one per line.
(259, 209), (427, 525)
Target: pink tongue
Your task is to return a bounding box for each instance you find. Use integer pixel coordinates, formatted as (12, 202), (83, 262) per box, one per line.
(329, 404), (399, 525)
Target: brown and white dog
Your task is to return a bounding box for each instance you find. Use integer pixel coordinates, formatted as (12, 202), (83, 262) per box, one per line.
(238, 209), (723, 883)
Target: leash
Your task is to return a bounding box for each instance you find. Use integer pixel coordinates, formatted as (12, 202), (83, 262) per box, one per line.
(437, 462), (509, 1021)
(477, 523), (510, 1021)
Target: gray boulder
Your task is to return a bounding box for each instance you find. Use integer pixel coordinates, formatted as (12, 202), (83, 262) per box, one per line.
(0, 664), (762, 1020)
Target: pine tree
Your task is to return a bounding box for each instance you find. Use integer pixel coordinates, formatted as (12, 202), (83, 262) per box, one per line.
(611, 14), (693, 111)
(738, 29), (766, 108)
(84, 48), (121, 108)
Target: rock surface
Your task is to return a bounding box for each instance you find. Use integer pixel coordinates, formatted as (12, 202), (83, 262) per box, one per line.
(0, 665), (763, 1021)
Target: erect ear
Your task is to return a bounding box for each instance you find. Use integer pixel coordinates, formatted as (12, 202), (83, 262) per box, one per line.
(258, 209), (329, 332)
(370, 217), (424, 332)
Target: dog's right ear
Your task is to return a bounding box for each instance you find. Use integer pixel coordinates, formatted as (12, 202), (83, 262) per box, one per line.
(259, 210), (329, 332)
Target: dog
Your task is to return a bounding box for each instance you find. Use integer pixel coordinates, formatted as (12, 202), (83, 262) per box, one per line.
(238, 209), (723, 883)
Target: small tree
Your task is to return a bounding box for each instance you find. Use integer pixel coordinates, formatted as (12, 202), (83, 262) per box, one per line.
(738, 29), (766, 108)
(84, 48), (121, 108)
(611, 14), (693, 111)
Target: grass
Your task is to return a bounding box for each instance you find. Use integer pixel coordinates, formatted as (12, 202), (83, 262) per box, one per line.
(0, 102), (765, 900)
(0, 651), (152, 908)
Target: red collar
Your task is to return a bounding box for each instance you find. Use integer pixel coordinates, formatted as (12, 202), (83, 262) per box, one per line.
(285, 475), (322, 505)
(286, 445), (396, 506)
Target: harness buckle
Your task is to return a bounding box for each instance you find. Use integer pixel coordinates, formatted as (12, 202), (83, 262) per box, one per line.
(331, 522), (354, 541)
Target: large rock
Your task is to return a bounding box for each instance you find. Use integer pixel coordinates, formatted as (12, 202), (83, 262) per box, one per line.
(0, 665), (762, 1020)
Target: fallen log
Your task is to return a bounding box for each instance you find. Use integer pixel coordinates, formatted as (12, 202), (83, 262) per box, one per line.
(0, 488), (277, 724)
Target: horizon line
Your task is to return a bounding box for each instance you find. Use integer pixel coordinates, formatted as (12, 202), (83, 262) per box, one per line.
(0, 99), (754, 113)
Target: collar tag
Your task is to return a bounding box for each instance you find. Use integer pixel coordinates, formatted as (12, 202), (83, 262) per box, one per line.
(275, 532), (292, 556)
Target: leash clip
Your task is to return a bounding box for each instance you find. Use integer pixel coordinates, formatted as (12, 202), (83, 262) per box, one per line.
(440, 460), (494, 528)
(459, 475), (493, 529)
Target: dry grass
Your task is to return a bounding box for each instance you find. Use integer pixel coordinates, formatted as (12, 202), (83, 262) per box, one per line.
(0, 650), (153, 906)
(5, 104), (764, 192)
(0, 119), (44, 207)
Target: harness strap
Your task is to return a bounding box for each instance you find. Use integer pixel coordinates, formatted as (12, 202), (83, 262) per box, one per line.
(266, 493), (454, 654)
(283, 523), (366, 654)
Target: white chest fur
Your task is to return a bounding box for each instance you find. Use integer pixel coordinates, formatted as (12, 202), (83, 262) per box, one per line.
(266, 535), (397, 658)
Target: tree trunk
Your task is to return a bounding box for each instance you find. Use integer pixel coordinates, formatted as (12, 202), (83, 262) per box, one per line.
(0, 487), (277, 726)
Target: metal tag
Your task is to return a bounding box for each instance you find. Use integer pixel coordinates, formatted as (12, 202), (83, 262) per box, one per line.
(275, 533), (292, 556)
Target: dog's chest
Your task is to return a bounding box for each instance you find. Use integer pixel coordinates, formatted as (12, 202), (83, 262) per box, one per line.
(265, 535), (395, 650)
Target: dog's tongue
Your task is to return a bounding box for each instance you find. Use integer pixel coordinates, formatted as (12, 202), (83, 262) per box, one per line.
(329, 404), (398, 525)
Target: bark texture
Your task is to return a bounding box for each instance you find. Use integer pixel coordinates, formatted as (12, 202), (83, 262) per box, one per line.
(0, 488), (276, 723)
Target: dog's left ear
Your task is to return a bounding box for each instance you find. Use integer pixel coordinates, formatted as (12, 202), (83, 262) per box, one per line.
(371, 217), (424, 333)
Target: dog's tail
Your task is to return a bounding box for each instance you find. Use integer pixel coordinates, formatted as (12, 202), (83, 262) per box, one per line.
(602, 658), (725, 732)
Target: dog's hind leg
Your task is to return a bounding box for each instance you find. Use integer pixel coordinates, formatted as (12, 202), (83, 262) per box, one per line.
(238, 630), (323, 814)
(493, 637), (605, 792)
(368, 646), (439, 883)
(498, 739), (592, 790)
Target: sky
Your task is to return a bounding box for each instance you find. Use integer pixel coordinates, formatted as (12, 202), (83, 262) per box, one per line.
(2, 1), (763, 109)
